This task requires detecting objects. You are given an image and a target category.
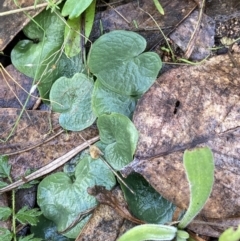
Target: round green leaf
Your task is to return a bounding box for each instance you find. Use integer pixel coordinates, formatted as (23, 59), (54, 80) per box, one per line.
(50, 73), (96, 131)
(37, 155), (116, 238)
(97, 113), (138, 170)
(92, 80), (138, 118)
(62, 0), (93, 19)
(178, 147), (214, 229)
(87, 30), (162, 95)
(120, 172), (176, 224)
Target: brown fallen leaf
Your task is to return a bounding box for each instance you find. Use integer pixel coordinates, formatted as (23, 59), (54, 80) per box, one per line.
(0, 0), (45, 51)
(87, 185), (144, 225)
(0, 108), (99, 182)
(0, 65), (38, 109)
(76, 187), (136, 241)
(122, 53), (240, 232)
(91, 0), (196, 50)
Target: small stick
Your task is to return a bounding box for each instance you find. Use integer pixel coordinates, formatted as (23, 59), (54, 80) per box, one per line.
(0, 3), (47, 16)
(0, 135), (100, 193)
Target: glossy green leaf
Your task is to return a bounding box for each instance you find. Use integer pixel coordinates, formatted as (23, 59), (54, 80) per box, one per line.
(0, 207), (12, 221)
(87, 30), (162, 96)
(16, 207), (41, 225)
(120, 172), (176, 224)
(31, 215), (73, 241)
(117, 224), (177, 241)
(50, 73), (96, 131)
(178, 147), (214, 229)
(11, 10), (83, 100)
(219, 226), (240, 241)
(0, 155), (10, 178)
(92, 80), (138, 117)
(97, 113), (138, 170)
(37, 155), (116, 238)
(62, 0), (93, 19)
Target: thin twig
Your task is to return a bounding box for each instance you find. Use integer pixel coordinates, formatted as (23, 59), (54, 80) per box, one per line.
(184, 0), (205, 59)
(0, 135), (100, 193)
(0, 3), (47, 16)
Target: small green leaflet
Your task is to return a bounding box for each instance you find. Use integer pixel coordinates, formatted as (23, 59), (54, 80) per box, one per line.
(0, 155), (10, 178)
(0, 227), (13, 241)
(16, 206), (42, 226)
(0, 207), (12, 221)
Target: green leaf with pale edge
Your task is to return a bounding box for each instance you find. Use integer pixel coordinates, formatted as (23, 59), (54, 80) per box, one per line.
(219, 226), (240, 241)
(120, 172), (176, 224)
(0, 155), (10, 178)
(178, 147), (214, 229)
(18, 234), (42, 241)
(31, 215), (73, 241)
(37, 156), (116, 238)
(117, 224), (177, 241)
(50, 73), (96, 131)
(87, 30), (162, 96)
(0, 227), (13, 241)
(11, 10), (83, 100)
(92, 80), (138, 117)
(97, 113), (138, 170)
(62, 0), (93, 19)
(16, 207), (41, 225)
(64, 0), (96, 57)
(0, 207), (12, 221)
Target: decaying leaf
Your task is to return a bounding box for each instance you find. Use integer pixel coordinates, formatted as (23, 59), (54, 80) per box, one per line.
(76, 187), (136, 241)
(0, 65), (37, 109)
(0, 0), (45, 51)
(0, 108), (98, 181)
(123, 53), (240, 224)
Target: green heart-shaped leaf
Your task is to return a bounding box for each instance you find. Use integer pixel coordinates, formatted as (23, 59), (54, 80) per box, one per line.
(37, 155), (116, 238)
(97, 113), (138, 170)
(87, 30), (162, 96)
(120, 172), (176, 224)
(50, 73), (96, 131)
(11, 10), (83, 100)
(92, 80), (138, 118)
(62, 0), (93, 19)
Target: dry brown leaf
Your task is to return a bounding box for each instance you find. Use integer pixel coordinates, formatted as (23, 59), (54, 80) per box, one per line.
(0, 108), (98, 181)
(76, 187), (136, 241)
(88, 185), (144, 225)
(122, 53), (240, 229)
(91, 0), (196, 49)
(0, 65), (37, 109)
(0, 0), (45, 51)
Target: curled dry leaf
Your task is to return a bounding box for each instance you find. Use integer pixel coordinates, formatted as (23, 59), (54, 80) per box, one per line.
(123, 53), (240, 223)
